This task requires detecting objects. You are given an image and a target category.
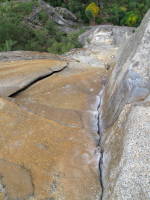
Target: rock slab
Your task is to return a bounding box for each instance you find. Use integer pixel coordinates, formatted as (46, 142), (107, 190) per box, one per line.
(0, 51), (109, 200)
(100, 10), (150, 200)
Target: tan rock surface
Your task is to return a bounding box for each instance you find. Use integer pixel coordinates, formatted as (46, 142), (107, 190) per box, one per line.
(0, 97), (101, 200)
(14, 67), (106, 129)
(0, 23), (135, 200)
(0, 59), (67, 97)
(0, 49), (109, 199)
(0, 159), (33, 200)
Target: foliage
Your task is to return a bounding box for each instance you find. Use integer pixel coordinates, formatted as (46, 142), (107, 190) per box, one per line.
(101, 0), (150, 27)
(45, 0), (92, 23)
(48, 30), (83, 54)
(121, 11), (140, 26)
(0, 0), (149, 54)
(0, 0), (84, 54)
(85, 2), (100, 24)
(45, 0), (150, 27)
(85, 2), (100, 18)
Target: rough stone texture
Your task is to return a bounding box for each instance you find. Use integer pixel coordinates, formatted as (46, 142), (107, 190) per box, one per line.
(0, 51), (63, 62)
(23, 0), (78, 33)
(0, 96), (101, 200)
(100, 10), (150, 200)
(65, 25), (135, 70)
(55, 7), (77, 22)
(14, 67), (106, 132)
(78, 25), (135, 47)
(101, 11), (150, 128)
(39, 0), (77, 27)
(1, 16), (148, 199)
(0, 159), (33, 200)
(0, 59), (67, 97)
(0, 46), (112, 199)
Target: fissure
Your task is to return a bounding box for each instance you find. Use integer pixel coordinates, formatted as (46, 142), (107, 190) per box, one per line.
(9, 65), (67, 98)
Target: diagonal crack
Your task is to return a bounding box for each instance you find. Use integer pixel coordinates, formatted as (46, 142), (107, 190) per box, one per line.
(9, 65), (67, 98)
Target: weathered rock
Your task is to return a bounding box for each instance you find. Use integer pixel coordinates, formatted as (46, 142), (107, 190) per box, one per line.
(24, 0), (78, 33)
(0, 59), (67, 97)
(100, 10), (150, 200)
(101, 11), (150, 128)
(0, 97), (101, 200)
(0, 159), (33, 200)
(65, 25), (135, 70)
(0, 51), (63, 62)
(0, 10), (149, 199)
(0, 21), (136, 199)
(14, 67), (106, 131)
(79, 25), (135, 48)
(0, 48), (112, 199)
(39, 0), (77, 27)
(55, 7), (77, 22)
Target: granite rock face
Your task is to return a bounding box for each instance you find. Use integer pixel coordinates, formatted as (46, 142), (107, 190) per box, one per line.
(0, 59), (67, 97)
(23, 0), (78, 33)
(100, 10), (150, 200)
(0, 49), (110, 199)
(0, 96), (101, 200)
(79, 25), (135, 48)
(65, 25), (134, 69)
(0, 11), (149, 200)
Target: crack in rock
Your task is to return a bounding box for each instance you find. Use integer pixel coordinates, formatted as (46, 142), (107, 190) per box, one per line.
(9, 65), (67, 98)
(95, 88), (105, 200)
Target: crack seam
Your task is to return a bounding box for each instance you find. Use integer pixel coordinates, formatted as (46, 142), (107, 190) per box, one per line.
(96, 88), (104, 200)
(9, 65), (67, 97)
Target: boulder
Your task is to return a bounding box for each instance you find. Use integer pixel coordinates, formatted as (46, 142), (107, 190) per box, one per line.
(24, 0), (78, 33)
(78, 25), (135, 48)
(100, 10), (150, 200)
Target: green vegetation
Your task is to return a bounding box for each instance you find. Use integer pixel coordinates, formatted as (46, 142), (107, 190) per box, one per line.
(0, 0), (149, 53)
(46, 0), (150, 26)
(45, 0), (91, 23)
(100, 0), (150, 27)
(85, 2), (100, 25)
(0, 0), (83, 54)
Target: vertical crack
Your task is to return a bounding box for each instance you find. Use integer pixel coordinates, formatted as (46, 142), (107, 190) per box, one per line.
(96, 89), (104, 200)
(99, 148), (104, 200)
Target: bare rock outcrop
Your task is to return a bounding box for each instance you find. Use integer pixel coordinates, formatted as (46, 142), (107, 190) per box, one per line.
(0, 52), (107, 199)
(0, 58), (67, 97)
(65, 25), (134, 69)
(0, 8), (149, 200)
(100, 10), (150, 200)
(23, 0), (78, 33)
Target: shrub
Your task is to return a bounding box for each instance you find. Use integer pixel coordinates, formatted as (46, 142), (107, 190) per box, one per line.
(39, 10), (49, 24)
(85, 2), (100, 25)
(45, 0), (91, 23)
(121, 11), (140, 26)
(45, 0), (150, 27)
(0, 0), (84, 54)
(102, 0), (150, 27)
